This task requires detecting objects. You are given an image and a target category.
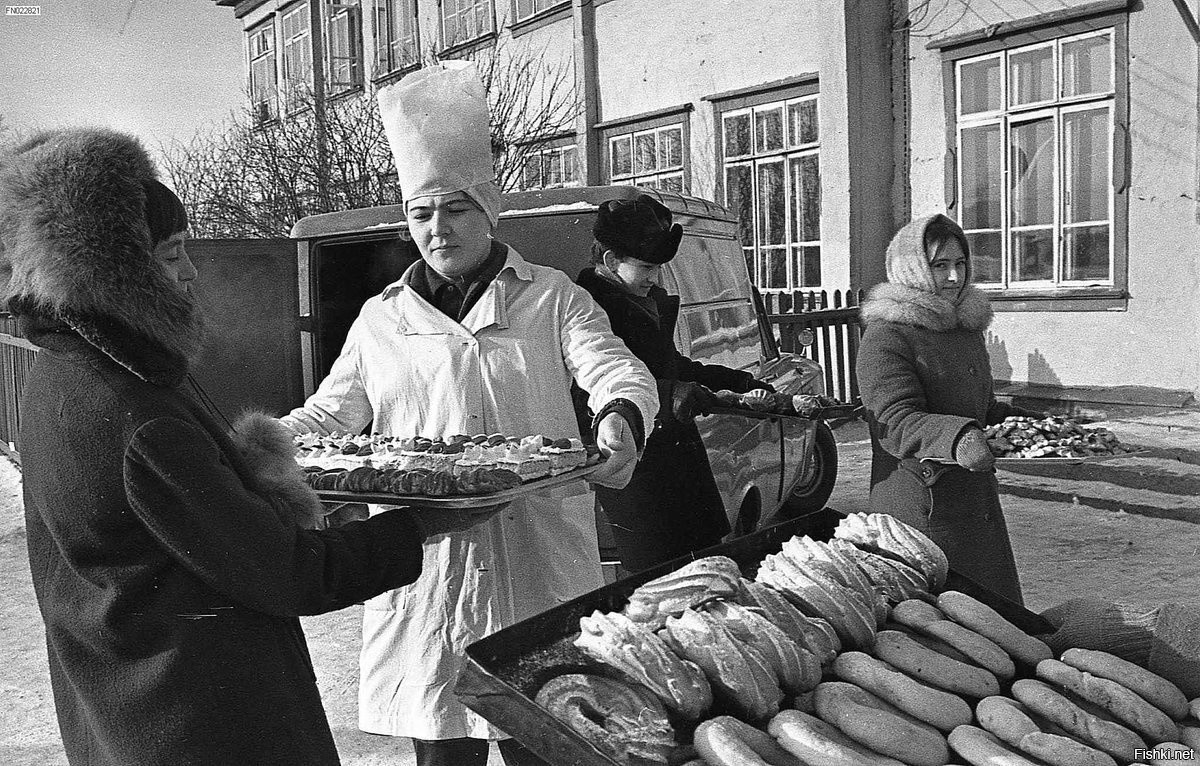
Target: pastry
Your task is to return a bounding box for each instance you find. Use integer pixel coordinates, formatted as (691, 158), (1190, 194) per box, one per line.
(534, 673), (675, 765)
(623, 555), (742, 630)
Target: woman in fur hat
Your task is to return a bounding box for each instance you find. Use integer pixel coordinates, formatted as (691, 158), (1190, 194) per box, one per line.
(0, 128), (488, 766)
(856, 213), (1037, 604)
(575, 194), (775, 573)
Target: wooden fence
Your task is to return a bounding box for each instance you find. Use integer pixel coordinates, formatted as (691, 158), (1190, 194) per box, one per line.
(0, 315), (37, 462)
(764, 289), (864, 402)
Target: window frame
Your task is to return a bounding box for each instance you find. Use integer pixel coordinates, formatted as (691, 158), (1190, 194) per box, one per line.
(280, 1), (314, 114)
(324, 0), (363, 97)
(247, 18), (278, 125)
(439, 0), (496, 53)
(707, 76), (823, 292)
(937, 6), (1130, 311)
(515, 135), (581, 191)
(596, 104), (693, 195)
(373, 0), (421, 80)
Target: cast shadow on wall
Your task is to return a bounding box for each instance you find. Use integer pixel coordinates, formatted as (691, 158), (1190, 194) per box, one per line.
(986, 330), (1013, 383)
(1027, 348), (1063, 388)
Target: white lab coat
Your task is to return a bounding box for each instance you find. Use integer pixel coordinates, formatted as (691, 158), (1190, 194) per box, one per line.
(282, 246), (657, 739)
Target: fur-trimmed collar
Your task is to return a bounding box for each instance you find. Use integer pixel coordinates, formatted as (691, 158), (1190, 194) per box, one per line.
(0, 129), (204, 384)
(859, 282), (993, 332)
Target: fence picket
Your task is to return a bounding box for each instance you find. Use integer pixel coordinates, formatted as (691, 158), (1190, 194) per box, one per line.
(764, 287), (865, 402)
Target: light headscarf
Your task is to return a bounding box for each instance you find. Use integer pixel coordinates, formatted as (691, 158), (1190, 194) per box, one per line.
(884, 213), (971, 303)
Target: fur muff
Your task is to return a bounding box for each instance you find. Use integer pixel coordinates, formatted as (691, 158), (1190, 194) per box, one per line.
(860, 282), (994, 333)
(0, 129), (204, 376)
(231, 411), (327, 529)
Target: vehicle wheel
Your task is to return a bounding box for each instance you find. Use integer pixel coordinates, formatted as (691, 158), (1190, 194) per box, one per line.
(781, 421), (838, 515)
(731, 492), (761, 538)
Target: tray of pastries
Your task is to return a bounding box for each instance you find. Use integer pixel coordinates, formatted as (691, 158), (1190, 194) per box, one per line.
(454, 509), (1079, 766)
(295, 432), (601, 508)
(704, 390), (864, 421)
(987, 416), (1143, 465)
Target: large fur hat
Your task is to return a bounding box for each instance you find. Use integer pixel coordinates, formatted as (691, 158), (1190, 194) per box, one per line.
(0, 128), (203, 381)
(593, 194), (683, 265)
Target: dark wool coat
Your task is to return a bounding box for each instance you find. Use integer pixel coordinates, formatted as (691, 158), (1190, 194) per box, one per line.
(575, 267), (757, 572)
(856, 280), (1025, 605)
(1, 129), (425, 766)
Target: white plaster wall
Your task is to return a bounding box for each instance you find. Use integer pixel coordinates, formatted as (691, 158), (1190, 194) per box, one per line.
(907, 0), (1200, 395)
(593, 0), (853, 290)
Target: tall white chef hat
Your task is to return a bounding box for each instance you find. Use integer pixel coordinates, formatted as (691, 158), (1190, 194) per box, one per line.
(377, 61), (501, 226)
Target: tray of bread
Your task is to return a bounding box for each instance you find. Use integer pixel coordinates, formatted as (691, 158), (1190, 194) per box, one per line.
(704, 390), (864, 421)
(295, 432), (601, 508)
(453, 510), (1197, 766)
(987, 416), (1144, 465)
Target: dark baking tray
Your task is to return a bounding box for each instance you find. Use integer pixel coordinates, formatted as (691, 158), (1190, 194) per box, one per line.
(454, 508), (1050, 765)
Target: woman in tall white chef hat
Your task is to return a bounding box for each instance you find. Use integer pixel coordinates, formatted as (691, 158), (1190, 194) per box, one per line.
(280, 62), (659, 766)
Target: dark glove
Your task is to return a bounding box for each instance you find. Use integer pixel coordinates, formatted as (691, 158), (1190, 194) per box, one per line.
(746, 379), (776, 394)
(954, 427), (995, 472)
(670, 381), (717, 421)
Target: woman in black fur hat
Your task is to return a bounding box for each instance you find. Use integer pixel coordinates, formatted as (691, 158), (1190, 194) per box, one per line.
(0, 128), (489, 766)
(575, 194), (775, 573)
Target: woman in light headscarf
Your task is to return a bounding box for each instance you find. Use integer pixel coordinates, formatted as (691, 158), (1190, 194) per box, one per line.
(855, 214), (1038, 604)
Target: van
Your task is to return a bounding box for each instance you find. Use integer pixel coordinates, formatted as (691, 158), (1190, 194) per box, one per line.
(287, 185), (838, 542)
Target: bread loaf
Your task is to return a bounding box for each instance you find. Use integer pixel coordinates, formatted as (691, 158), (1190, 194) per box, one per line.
(1142, 743), (1199, 766)
(813, 681), (950, 766)
(937, 591), (1053, 667)
(1018, 732), (1119, 766)
(948, 725), (1045, 766)
(976, 696), (1041, 748)
(1060, 648), (1190, 722)
(833, 651), (972, 733)
(574, 610), (713, 720)
(768, 709), (908, 766)
(1037, 658), (1179, 744)
(662, 608), (784, 722)
(693, 716), (802, 766)
(873, 629), (1000, 698)
(1010, 678), (1147, 760)
(893, 599), (1015, 679)
(624, 556), (742, 630)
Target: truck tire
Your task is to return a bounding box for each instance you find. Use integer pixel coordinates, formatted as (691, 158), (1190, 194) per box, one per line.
(782, 421), (838, 515)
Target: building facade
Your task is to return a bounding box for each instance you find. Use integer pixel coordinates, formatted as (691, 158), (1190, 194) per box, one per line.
(213, 0), (1200, 403)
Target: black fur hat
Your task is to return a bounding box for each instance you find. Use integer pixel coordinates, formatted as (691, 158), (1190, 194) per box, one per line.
(592, 194), (684, 265)
(0, 128), (204, 382)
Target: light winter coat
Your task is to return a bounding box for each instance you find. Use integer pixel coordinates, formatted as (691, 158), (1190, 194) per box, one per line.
(855, 214), (1024, 604)
(281, 247), (658, 739)
(2, 128), (427, 766)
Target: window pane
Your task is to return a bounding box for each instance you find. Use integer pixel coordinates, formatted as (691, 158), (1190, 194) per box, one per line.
(1063, 224), (1110, 281)
(788, 99), (818, 145)
(1063, 108), (1109, 223)
(1010, 228), (1055, 281)
(762, 247), (787, 289)
(658, 127), (683, 169)
(755, 107), (784, 153)
(522, 155), (541, 190)
(1010, 118), (1055, 227)
(960, 124), (1001, 230)
(634, 132), (656, 175)
(723, 113), (752, 158)
(967, 231), (1002, 283)
(562, 147), (578, 185)
(1009, 45), (1054, 106)
(793, 245), (821, 287)
(789, 154), (820, 243)
(517, 0), (534, 18)
(659, 174), (684, 193)
(724, 164), (754, 248)
(1063, 33), (1112, 97)
(543, 151), (562, 187)
(610, 136), (632, 178)
(960, 56), (1001, 114)
(757, 161), (786, 246)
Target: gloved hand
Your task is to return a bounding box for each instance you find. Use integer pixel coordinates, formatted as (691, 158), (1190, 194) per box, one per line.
(746, 379), (776, 394)
(954, 427), (995, 472)
(670, 381), (717, 421)
(403, 503), (507, 539)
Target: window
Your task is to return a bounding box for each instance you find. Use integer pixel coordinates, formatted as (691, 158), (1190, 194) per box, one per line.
(281, 3), (313, 112)
(248, 22), (277, 124)
(715, 88), (821, 291)
(518, 142), (580, 191)
(325, 0), (362, 95)
(441, 0), (493, 49)
(513, 0), (566, 23)
(937, 4), (1130, 306)
(373, 0), (419, 76)
(609, 125), (685, 192)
